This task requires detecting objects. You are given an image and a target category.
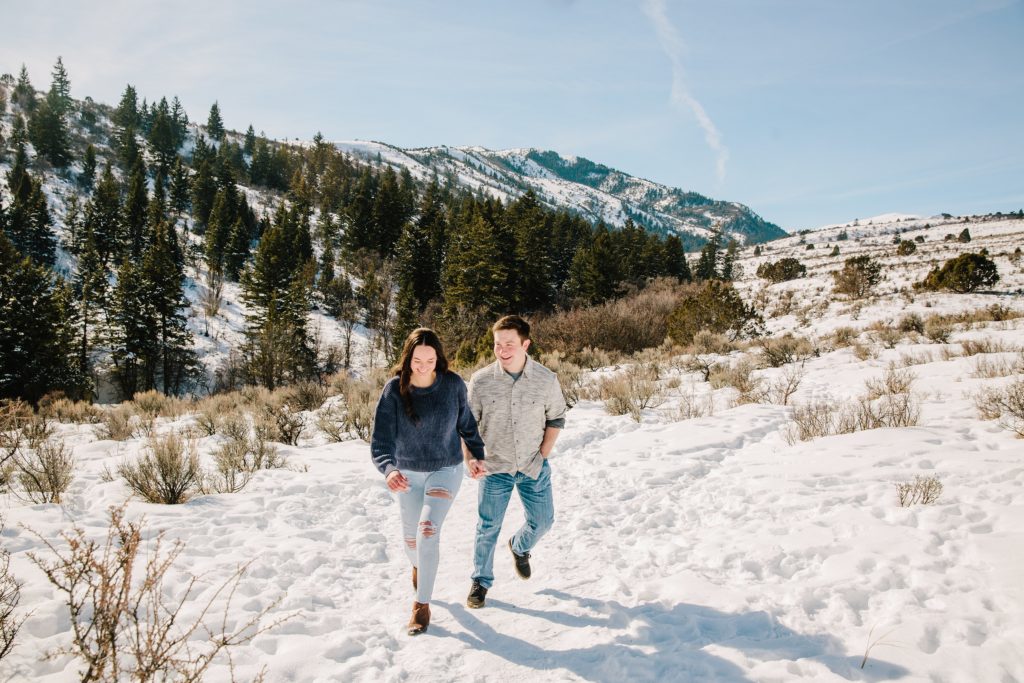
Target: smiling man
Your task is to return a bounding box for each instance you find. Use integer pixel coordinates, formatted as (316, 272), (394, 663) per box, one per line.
(463, 315), (568, 609)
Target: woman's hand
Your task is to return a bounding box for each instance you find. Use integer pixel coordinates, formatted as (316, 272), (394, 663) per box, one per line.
(465, 458), (486, 480)
(386, 470), (410, 492)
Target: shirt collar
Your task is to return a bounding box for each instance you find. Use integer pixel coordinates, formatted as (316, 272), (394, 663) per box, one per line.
(493, 354), (532, 379)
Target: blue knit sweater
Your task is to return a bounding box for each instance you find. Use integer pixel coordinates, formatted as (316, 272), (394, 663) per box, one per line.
(370, 371), (486, 477)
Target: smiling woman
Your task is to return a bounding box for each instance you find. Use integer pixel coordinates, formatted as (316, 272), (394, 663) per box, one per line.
(369, 327), (486, 635)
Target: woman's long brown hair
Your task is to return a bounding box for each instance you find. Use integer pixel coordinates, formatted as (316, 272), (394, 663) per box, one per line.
(395, 328), (449, 422)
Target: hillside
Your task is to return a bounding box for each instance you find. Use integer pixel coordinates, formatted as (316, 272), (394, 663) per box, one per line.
(334, 141), (785, 248)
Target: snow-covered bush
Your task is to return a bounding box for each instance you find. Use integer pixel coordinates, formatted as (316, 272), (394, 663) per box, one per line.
(13, 437), (74, 504)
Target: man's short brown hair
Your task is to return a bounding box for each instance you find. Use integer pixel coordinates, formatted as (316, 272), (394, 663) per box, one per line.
(493, 314), (530, 341)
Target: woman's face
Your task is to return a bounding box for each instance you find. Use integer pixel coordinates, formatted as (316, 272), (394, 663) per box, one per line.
(410, 344), (437, 380)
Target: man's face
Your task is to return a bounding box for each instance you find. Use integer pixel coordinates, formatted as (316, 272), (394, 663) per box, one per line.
(493, 328), (530, 372)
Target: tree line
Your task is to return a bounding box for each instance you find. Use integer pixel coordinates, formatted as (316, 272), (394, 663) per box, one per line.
(1, 57), (746, 403)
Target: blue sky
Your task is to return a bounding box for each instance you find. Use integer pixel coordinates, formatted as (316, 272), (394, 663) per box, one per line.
(2, 0), (1021, 230)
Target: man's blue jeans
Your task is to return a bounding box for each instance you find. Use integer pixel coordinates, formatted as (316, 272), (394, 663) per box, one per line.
(471, 460), (554, 589)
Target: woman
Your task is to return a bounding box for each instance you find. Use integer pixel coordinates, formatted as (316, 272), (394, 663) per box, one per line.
(370, 328), (486, 635)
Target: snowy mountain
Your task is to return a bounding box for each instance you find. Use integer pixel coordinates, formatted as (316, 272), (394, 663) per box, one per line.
(333, 141), (785, 247)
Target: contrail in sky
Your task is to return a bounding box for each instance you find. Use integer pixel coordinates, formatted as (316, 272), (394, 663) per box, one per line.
(642, 0), (729, 184)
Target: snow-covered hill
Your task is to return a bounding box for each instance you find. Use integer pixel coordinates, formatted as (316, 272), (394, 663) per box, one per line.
(333, 141), (785, 247)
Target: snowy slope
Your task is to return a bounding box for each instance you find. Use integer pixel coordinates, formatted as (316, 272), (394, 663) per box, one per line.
(331, 141), (785, 246)
(4, 219), (1024, 682)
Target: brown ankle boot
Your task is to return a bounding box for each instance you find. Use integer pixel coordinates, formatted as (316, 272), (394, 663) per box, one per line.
(412, 566), (418, 591)
(407, 601), (430, 636)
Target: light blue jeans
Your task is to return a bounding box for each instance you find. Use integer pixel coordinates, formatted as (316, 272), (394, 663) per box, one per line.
(397, 464), (463, 603)
(471, 459), (554, 589)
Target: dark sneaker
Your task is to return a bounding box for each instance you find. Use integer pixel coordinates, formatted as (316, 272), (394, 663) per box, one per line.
(509, 538), (531, 580)
(467, 581), (488, 609)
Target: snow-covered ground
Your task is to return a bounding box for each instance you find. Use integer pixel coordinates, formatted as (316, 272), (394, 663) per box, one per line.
(4, 215), (1024, 680)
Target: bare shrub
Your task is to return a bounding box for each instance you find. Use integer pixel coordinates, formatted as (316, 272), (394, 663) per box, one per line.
(973, 379), (1024, 437)
(767, 364), (806, 405)
(971, 355), (1018, 379)
(852, 342), (878, 361)
(830, 326), (859, 349)
(787, 368), (920, 442)
(923, 316), (953, 343)
(284, 381), (328, 412)
(683, 331), (732, 382)
(535, 278), (685, 355)
(321, 374), (381, 442)
(539, 351), (588, 408)
(255, 397), (306, 446)
(27, 505), (287, 681)
(667, 388), (715, 421)
(205, 430), (283, 494)
(118, 433), (202, 504)
(569, 346), (617, 371)
(202, 267), (224, 318)
(315, 402), (351, 443)
(193, 394), (245, 437)
(896, 476), (943, 506)
(757, 334), (815, 368)
(598, 365), (664, 422)
(898, 314), (925, 334)
(95, 406), (138, 441)
(40, 398), (103, 424)
(898, 350), (934, 367)
(132, 390), (186, 419)
(960, 337), (1011, 357)
(0, 517), (25, 662)
(938, 345), (963, 362)
(786, 401), (842, 444)
(867, 322), (904, 349)
(865, 366), (916, 400)
(709, 358), (765, 405)
(12, 437), (75, 504)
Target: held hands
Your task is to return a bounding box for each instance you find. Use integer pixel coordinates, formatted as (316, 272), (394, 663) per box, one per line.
(385, 470), (410, 492)
(465, 458), (486, 479)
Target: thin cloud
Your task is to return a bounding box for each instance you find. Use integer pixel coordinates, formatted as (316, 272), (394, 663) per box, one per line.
(641, 0), (728, 184)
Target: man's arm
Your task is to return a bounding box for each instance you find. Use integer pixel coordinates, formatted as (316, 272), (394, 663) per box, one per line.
(539, 426), (561, 458)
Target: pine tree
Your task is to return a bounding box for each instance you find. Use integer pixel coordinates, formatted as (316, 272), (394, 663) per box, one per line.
(148, 97), (177, 170)
(80, 143), (97, 191)
(442, 211), (508, 318)
(170, 96), (189, 149)
(28, 88), (72, 168)
(372, 165), (408, 255)
(74, 230), (108, 382)
(508, 190), (555, 312)
(49, 57), (72, 116)
(241, 210), (315, 388)
(244, 125), (256, 156)
(663, 234), (692, 283)
(12, 64), (35, 112)
(123, 160), (150, 259)
(190, 159), (217, 228)
(206, 101), (225, 141)
(223, 218), (251, 281)
(108, 257), (151, 398)
(114, 85), (140, 130)
(84, 163), (124, 266)
(141, 223), (200, 394)
(0, 231), (88, 402)
(720, 239), (739, 281)
(343, 168), (376, 255)
(694, 228), (722, 281)
(169, 157), (190, 215)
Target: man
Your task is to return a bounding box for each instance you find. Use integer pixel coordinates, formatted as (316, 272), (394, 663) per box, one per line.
(463, 315), (567, 608)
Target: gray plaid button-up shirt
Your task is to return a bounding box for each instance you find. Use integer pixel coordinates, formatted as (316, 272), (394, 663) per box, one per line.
(468, 356), (567, 479)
